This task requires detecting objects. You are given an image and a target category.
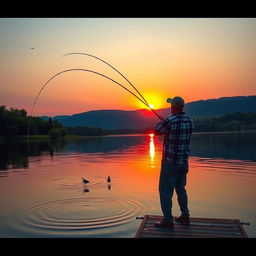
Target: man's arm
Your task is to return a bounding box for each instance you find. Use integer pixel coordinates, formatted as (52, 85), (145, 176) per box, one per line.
(154, 118), (170, 135)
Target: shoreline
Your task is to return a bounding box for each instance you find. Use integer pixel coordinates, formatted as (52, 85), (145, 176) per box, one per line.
(0, 129), (256, 142)
(192, 130), (256, 135)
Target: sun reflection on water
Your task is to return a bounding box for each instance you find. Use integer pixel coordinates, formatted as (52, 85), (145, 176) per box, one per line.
(149, 133), (155, 168)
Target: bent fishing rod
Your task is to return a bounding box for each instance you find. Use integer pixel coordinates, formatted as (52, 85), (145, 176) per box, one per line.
(62, 52), (162, 119)
(27, 68), (163, 150)
(62, 52), (150, 108)
(62, 52), (163, 120)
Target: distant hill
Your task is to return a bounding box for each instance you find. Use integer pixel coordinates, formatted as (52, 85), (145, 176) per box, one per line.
(184, 96), (256, 117)
(42, 95), (256, 129)
(51, 109), (158, 129)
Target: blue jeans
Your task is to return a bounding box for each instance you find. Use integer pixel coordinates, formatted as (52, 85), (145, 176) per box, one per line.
(158, 159), (190, 222)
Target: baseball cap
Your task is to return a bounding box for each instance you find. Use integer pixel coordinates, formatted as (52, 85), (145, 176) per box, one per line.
(166, 96), (185, 107)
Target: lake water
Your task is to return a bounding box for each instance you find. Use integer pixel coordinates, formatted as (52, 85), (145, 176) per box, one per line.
(0, 132), (255, 238)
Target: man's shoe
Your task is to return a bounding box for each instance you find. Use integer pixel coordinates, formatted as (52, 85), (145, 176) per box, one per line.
(174, 215), (190, 225)
(154, 219), (174, 229)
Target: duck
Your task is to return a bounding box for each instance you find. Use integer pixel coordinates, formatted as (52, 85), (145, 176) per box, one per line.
(107, 176), (111, 183)
(82, 178), (90, 184)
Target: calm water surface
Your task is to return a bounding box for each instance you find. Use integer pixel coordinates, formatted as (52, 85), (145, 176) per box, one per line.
(0, 132), (255, 237)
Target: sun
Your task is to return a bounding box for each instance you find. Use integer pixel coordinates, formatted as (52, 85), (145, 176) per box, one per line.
(135, 93), (163, 110)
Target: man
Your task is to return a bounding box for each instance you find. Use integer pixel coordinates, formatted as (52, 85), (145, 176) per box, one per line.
(154, 96), (193, 229)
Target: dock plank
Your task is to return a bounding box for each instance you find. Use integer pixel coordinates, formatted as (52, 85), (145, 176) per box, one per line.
(135, 215), (248, 238)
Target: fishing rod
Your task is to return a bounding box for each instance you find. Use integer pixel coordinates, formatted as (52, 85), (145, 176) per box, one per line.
(62, 52), (150, 107)
(62, 52), (162, 120)
(27, 68), (163, 150)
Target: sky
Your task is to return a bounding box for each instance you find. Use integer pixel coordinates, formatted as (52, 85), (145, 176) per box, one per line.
(0, 18), (255, 116)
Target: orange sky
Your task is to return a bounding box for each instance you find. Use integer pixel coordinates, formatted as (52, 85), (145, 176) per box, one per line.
(0, 18), (255, 116)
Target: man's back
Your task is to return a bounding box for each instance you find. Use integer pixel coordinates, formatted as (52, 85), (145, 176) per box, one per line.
(154, 112), (193, 164)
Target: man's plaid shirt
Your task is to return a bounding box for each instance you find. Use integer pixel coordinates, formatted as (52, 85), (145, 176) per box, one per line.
(154, 112), (193, 165)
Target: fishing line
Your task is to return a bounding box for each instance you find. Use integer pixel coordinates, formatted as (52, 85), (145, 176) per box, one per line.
(62, 52), (162, 121)
(27, 68), (162, 150)
(62, 52), (150, 107)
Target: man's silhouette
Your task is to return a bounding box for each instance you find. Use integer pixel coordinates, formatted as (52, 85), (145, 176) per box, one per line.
(154, 96), (193, 229)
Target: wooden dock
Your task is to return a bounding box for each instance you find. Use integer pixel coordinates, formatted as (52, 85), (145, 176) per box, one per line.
(135, 215), (248, 238)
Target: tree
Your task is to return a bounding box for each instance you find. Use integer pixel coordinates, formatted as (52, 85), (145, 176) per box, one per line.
(48, 128), (62, 140)
(48, 127), (66, 140)
(0, 106), (65, 137)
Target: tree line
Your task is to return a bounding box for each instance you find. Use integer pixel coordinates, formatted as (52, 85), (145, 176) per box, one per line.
(0, 106), (65, 138)
(193, 112), (256, 132)
(1, 106), (256, 138)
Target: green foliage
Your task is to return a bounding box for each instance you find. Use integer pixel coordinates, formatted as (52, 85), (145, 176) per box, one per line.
(193, 112), (256, 132)
(59, 127), (67, 137)
(48, 128), (59, 140)
(0, 106), (64, 137)
(48, 128), (66, 140)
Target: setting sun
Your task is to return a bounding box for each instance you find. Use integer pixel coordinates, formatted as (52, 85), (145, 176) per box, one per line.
(135, 93), (164, 110)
